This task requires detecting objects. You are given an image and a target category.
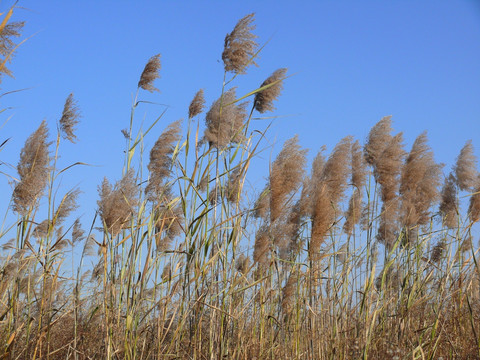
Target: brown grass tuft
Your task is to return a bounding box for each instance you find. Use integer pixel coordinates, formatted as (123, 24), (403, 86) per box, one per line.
(310, 137), (351, 255)
(72, 218), (85, 244)
(0, 20), (24, 80)
(468, 175), (480, 223)
(400, 132), (442, 227)
(97, 170), (139, 236)
(269, 135), (307, 222)
(281, 271), (297, 314)
(431, 238), (446, 263)
(364, 115), (393, 167)
(226, 167), (243, 203)
(138, 54), (161, 92)
(253, 224), (270, 266)
(154, 197), (184, 251)
(188, 89), (206, 119)
(12, 120), (51, 215)
(59, 93), (81, 143)
(344, 140), (367, 235)
(203, 88), (247, 148)
(439, 172), (458, 228)
(235, 254), (250, 274)
(145, 120), (182, 202)
(375, 133), (405, 203)
(222, 13), (258, 75)
(254, 68), (287, 113)
(454, 140), (477, 191)
(253, 186), (270, 219)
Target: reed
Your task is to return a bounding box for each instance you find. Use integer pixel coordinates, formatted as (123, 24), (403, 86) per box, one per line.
(1, 9), (479, 360)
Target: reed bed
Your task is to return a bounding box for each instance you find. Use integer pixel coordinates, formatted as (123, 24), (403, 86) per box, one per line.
(1, 8), (479, 360)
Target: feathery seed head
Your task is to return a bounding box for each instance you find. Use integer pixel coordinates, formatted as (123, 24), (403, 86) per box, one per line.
(468, 174), (480, 223)
(310, 137), (352, 251)
(364, 116), (393, 167)
(13, 120), (51, 215)
(138, 54), (161, 92)
(270, 135), (307, 222)
(59, 93), (81, 143)
(235, 254), (250, 274)
(226, 167), (243, 203)
(343, 190), (363, 235)
(0, 21), (24, 81)
(188, 89), (206, 119)
(222, 13), (258, 75)
(146, 120), (182, 202)
(454, 140), (477, 191)
(321, 136), (352, 204)
(253, 186), (270, 219)
(55, 188), (81, 226)
(375, 133), (405, 203)
(253, 225), (270, 266)
(439, 173), (458, 229)
(203, 88), (247, 148)
(254, 68), (287, 113)
(155, 198), (184, 252)
(351, 140), (367, 190)
(431, 238), (446, 263)
(282, 271), (298, 314)
(400, 132), (442, 227)
(97, 170), (139, 236)
(72, 218), (85, 244)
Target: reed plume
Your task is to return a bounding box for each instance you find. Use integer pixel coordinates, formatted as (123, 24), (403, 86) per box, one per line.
(374, 133), (404, 247)
(203, 88), (247, 148)
(399, 132), (442, 228)
(253, 224), (269, 266)
(154, 198), (184, 252)
(310, 137), (351, 256)
(188, 89), (205, 119)
(97, 170), (138, 236)
(0, 19), (24, 80)
(439, 173), (458, 228)
(235, 254), (250, 275)
(59, 93), (81, 143)
(253, 186), (270, 219)
(430, 238), (446, 263)
(71, 218), (85, 244)
(344, 140), (366, 235)
(375, 133), (405, 203)
(454, 140), (477, 191)
(269, 135), (307, 222)
(222, 13), (258, 75)
(145, 120), (182, 202)
(12, 120), (51, 215)
(54, 188), (81, 225)
(364, 115), (393, 168)
(254, 68), (287, 113)
(468, 175), (480, 223)
(226, 167), (243, 203)
(138, 54), (161, 92)
(281, 271), (297, 314)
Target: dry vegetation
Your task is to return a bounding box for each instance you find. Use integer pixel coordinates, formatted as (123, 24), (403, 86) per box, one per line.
(1, 7), (480, 360)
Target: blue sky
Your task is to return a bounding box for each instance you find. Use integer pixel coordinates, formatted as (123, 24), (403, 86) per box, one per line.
(1, 1), (479, 229)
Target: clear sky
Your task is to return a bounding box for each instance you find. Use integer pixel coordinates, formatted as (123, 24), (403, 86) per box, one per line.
(1, 1), (479, 228)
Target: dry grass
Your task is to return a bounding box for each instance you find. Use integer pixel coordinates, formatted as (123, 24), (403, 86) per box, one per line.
(1, 9), (480, 360)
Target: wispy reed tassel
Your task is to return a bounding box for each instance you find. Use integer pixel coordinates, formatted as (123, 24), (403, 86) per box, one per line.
(138, 54), (161, 92)
(13, 120), (51, 215)
(59, 93), (81, 143)
(222, 13), (258, 75)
